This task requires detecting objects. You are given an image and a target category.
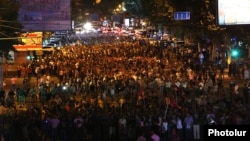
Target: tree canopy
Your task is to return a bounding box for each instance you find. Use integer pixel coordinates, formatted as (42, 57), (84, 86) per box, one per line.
(0, 0), (22, 51)
(72, 0), (124, 24)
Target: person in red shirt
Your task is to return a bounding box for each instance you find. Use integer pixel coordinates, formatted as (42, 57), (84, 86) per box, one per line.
(10, 75), (17, 91)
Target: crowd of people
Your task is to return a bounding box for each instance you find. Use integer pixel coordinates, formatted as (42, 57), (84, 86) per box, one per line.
(0, 34), (250, 141)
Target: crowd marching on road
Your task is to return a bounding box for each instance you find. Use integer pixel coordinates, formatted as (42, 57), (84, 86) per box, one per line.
(0, 34), (250, 141)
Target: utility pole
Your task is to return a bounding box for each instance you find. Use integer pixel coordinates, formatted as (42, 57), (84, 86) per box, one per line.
(0, 51), (3, 87)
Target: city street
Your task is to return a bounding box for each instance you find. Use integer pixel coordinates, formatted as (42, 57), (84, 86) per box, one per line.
(1, 49), (248, 112)
(2, 63), (248, 112)
(1, 0), (250, 140)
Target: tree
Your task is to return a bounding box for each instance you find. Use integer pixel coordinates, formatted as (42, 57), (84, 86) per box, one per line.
(141, 0), (157, 18)
(71, 0), (91, 23)
(167, 0), (226, 43)
(124, 0), (144, 17)
(72, 0), (124, 24)
(95, 0), (123, 13)
(0, 0), (22, 52)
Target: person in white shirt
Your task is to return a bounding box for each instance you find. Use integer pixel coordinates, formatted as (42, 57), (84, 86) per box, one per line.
(165, 78), (172, 96)
(119, 115), (127, 127)
(199, 52), (204, 64)
(176, 116), (184, 141)
(161, 118), (169, 141)
(244, 67), (249, 80)
(184, 113), (194, 141)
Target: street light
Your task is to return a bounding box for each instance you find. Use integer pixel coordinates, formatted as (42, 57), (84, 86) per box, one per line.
(83, 22), (92, 33)
(231, 48), (239, 58)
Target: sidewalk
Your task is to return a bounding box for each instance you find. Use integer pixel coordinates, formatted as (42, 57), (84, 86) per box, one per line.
(2, 76), (60, 111)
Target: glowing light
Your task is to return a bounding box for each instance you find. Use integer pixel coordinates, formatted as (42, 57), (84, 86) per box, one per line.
(231, 49), (239, 57)
(96, 0), (101, 4)
(84, 22), (92, 30)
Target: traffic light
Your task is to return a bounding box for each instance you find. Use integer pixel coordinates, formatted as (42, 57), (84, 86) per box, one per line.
(231, 48), (239, 58)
